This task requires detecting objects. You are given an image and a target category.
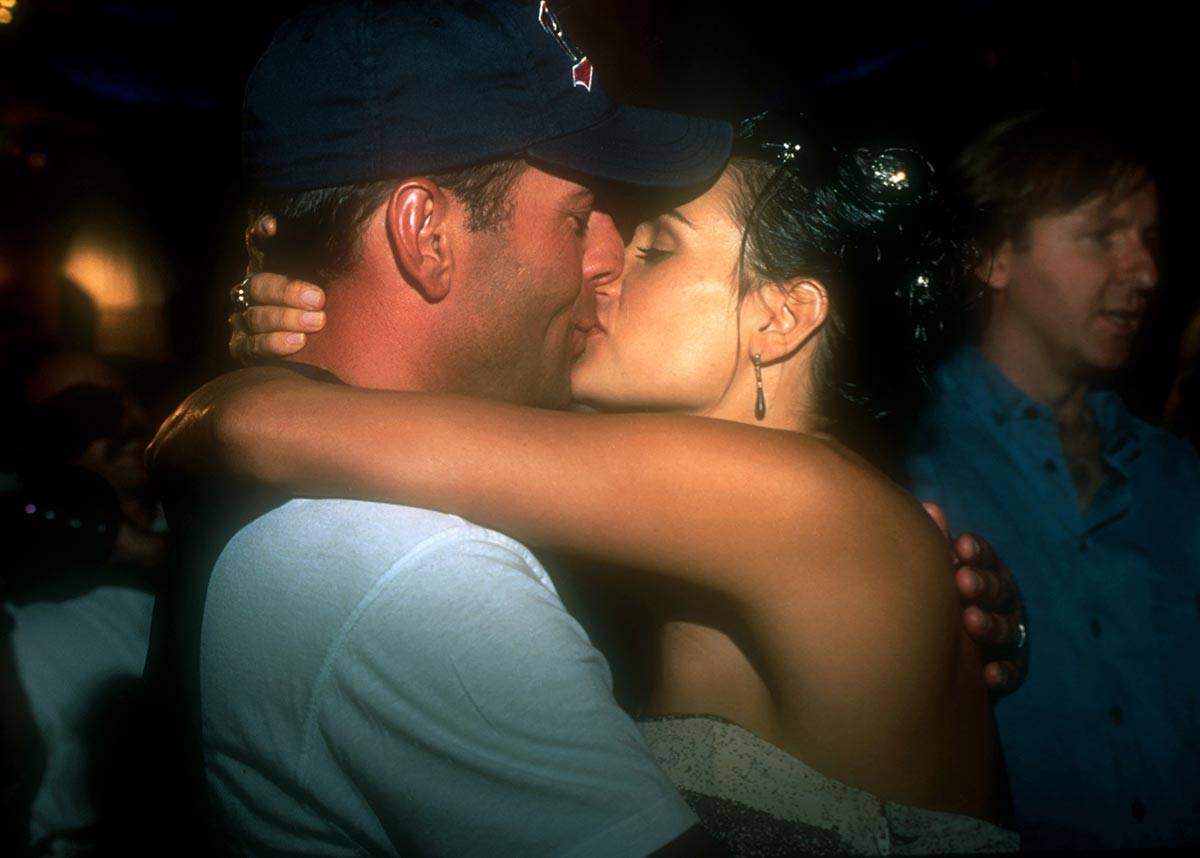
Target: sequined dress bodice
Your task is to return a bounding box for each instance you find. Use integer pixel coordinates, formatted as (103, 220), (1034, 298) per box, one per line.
(637, 715), (1019, 856)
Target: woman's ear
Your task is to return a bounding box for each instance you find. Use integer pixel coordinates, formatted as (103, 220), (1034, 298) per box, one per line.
(746, 279), (828, 364)
(385, 180), (454, 303)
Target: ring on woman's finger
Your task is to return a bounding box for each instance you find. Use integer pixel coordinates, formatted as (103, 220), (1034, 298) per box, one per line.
(229, 277), (252, 313)
(1014, 621), (1028, 650)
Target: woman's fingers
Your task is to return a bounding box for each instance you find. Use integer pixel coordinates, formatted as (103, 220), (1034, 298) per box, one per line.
(229, 276), (323, 365)
(237, 330), (306, 361)
(244, 305), (325, 335)
(250, 331), (307, 358)
(248, 273), (325, 310)
(229, 314), (307, 362)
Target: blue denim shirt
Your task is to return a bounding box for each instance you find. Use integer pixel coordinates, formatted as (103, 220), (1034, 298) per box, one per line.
(907, 347), (1200, 850)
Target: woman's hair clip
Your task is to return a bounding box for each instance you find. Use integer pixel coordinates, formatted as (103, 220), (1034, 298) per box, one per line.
(735, 111), (817, 166)
(736, 111), (771, 140)
(760, 140), (804, 164)
(869, 152), (913, 191)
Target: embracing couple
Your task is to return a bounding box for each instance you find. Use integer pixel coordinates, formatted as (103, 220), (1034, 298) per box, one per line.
(151, 1), (1026, 854)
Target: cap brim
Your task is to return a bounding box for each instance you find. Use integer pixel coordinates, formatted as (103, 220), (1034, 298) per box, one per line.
(526, 105), (732, 190)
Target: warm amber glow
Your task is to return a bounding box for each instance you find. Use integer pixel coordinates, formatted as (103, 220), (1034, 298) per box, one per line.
(0, 1), (17, 10)
(62, 241), (143, 310)
(59, 223), (169, 358)
(0, 9), (12, 24)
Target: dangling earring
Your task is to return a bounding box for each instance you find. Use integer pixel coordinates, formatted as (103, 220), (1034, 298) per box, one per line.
(752, 353), (766, 421)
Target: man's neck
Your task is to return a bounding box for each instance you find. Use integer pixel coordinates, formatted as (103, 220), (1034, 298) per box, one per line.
(980, 320), (1091, 427)
(292, 271), (442, 393)
(980, 318), (1106, 510)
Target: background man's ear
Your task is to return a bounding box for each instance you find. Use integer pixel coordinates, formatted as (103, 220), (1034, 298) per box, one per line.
(976, 241), (1012, 291)
(385, 180), (454, 303)
(748, 279), (829, 364)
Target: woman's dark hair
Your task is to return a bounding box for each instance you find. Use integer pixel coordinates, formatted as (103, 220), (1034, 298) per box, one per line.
(727, 118), (970, 475)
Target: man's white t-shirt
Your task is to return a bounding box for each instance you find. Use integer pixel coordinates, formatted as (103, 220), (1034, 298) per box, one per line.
(200, 498), (696, 856)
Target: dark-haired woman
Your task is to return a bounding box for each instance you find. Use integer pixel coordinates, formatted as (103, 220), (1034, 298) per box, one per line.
(155, 142), (1019, 853)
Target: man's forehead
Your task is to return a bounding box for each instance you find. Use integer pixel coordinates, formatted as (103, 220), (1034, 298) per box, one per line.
(1063, 180), (1158, 222)
(520, 164), (595, 204)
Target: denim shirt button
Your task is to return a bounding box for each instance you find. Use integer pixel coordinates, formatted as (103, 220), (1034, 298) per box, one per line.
(1023, 406), (1039, 419)
(1043, 459), (1057, 474)
(1091, 618), (1103, 638)
(1131, 800), (1146, 821)
(1108, 705), (1124, 726)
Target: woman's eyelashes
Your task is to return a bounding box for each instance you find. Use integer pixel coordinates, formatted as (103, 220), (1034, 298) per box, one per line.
(635, 246), (673, 264)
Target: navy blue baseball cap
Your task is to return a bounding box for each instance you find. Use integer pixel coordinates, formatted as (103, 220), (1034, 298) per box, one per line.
(243, 0), (732, 194)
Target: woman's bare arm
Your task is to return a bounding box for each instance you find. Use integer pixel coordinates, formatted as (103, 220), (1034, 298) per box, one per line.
(150, 367), (881, 606)
(210, 272), (1029, 691)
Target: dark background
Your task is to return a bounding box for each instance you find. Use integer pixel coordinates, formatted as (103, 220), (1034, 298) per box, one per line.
(1, 0), (1194, 419)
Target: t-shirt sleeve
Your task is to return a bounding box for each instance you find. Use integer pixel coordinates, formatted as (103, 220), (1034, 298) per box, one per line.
(300, 528), (697, 857)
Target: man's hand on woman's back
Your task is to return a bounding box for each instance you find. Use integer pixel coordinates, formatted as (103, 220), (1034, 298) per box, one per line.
(926, 502), (1027, 695)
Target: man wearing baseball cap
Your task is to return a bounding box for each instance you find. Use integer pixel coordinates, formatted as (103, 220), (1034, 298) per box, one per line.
(150, 1), (730, 854)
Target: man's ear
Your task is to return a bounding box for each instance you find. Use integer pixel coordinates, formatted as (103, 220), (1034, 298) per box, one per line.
(976, 241), (1013, 291)
(384, 179), (454, 303)
(746, 279), (828, 364)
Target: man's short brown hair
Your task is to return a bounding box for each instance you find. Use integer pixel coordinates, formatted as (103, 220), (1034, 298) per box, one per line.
(248, 158), (526, 285)
(956, 110), (1151, 253)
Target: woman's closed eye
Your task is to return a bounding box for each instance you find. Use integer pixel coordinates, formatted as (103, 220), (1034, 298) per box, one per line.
(636, 246), (673, 264)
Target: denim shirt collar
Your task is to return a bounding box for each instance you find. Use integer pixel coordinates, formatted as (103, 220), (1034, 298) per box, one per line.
(939, 346), (1143, 498)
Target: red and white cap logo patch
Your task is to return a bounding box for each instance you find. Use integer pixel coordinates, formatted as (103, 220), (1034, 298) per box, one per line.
(538, 1), (594, 92)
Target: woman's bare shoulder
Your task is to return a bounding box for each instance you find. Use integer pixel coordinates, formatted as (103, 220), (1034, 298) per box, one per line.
(748, 443), (958, 659)
(737, 433), (948, 575)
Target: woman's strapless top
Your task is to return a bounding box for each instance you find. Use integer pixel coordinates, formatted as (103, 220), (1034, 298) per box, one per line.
(637, 715), (1019, 856)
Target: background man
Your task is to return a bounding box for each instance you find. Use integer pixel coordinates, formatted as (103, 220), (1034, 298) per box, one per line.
(908, 110), (1200, 849)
